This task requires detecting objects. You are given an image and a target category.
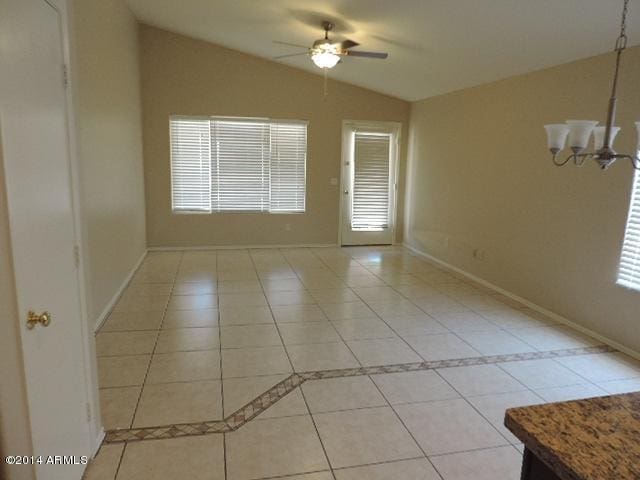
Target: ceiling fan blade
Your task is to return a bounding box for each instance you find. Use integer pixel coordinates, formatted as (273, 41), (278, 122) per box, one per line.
(273, 52), (309, 59)
(273, 40), (310, 50)
(346, 50), (389, 59)
(336, 39), (360, 50)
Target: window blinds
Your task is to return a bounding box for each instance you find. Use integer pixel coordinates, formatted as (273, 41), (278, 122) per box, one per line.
(170, 116), (306, 213)
(170, 118), (212, 212)
(270, 122), (307, 213)
(351, 132), (392, 231)
(211, 119), (271, 212)
(618, 169), (640, 290)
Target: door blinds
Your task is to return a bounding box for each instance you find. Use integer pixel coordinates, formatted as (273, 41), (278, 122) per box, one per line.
(351, 132), (392, 231)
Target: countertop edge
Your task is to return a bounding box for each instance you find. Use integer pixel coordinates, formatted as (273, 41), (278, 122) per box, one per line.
(504, 408), (583, 480)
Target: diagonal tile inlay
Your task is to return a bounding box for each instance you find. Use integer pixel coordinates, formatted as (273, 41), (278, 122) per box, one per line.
(103, 344), (615, 444)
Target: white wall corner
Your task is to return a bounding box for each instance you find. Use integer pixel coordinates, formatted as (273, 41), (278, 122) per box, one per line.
(93, 248), (148, 332)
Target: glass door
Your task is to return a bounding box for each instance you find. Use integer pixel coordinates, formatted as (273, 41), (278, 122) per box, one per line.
(340, 121), (400, 245)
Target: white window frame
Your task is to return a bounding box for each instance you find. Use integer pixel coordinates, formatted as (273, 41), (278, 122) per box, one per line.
(617, 168), (640, 291)
(169, 115), (307, 214)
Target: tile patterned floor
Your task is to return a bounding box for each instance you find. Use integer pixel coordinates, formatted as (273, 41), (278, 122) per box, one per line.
(87, 246), (640, 480)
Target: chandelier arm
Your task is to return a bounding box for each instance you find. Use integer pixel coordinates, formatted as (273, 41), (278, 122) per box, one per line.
(552, 153), (576, 167)
(614, 154), (640, 170)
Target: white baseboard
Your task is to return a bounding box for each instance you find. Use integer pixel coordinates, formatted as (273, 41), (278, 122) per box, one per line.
(93, 249), (148, 332)
(92, 429), (105, 457)
(403, 242), (640, 361)
(147, 243), (338, 251)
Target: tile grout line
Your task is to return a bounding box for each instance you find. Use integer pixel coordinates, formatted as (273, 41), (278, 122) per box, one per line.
(306, 253), (366, 373)
(251, 248), (296, 375)
(112, 442), (127, 480)
(378, 268), (538, 360)
(297, 382), (339, 479)
(318, 251), (434, 369)
(284, 249), (365, 373)
(323, 251), (509, 368)
(430, 367), (518, 449)
(286, 248), (360, 480)
(126, 251), (183, 432)
(220, 249), (301, 431)
(214, 253), (229, 480)
(106, 250), (180, 480)
(366, 372), (446, 479)
(372, 253), (567, 359)
(255, 249), (340, 480)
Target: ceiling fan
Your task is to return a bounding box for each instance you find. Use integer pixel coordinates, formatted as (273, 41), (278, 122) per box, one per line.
(274, 21), (389, 69)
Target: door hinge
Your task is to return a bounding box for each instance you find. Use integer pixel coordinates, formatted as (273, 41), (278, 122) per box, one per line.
(62, 64), (68, 88)
(86, 403), (92, 422)
(73, 245), (80, 269)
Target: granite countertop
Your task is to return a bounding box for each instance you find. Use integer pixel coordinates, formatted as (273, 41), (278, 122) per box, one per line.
(505, 392), (640, 480)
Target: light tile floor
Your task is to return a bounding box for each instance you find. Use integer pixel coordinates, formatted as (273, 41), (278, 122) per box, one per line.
(87, 246), (640, 480)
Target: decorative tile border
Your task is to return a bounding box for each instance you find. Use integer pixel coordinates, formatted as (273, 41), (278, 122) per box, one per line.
(103, 344), (616, 444)
(225, 374), (304, 430)
(299, 344), (616, 381)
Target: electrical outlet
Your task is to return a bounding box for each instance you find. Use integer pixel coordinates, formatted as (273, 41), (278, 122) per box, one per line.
(285, 223), (292, 231)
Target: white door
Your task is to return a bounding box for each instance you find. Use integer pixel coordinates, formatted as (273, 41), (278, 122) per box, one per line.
(0, 1), (92, 479)
(340, 121), (400, 245)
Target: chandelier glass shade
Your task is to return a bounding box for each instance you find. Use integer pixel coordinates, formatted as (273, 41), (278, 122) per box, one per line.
(544, 0), (639, 170)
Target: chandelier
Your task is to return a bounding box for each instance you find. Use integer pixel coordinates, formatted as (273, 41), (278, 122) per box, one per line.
(544, 0), (639, 170)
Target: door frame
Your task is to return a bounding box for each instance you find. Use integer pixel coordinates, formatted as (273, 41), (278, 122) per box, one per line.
(338, 120), (402, 246)
(2, 0), (103, 457)
(48, 0), (104, 453)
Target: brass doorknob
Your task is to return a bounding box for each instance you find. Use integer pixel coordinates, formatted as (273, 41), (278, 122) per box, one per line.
(26, 311), (51, 330)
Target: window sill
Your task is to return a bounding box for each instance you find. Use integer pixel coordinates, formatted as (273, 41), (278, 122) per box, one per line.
(615, 279), (640, 293)
(172, 210), (306, 215)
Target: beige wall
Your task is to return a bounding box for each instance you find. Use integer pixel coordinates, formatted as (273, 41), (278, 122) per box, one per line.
(73, 0), (147, 324)
(405, 46), (640, 353)
(0, 138), (34, 480)
(139, 26), (410, 247)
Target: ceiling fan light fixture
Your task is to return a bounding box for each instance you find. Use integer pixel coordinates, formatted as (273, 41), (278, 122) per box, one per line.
(310, 42), (341, 69)
(311, 51), (340, 68)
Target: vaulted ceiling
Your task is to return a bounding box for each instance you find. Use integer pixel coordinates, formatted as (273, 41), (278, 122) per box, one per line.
(126, 0), (640, 101)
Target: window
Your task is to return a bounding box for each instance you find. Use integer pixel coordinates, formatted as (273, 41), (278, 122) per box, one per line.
(170, 116), (306, 213)
(618, 169), (640, 291)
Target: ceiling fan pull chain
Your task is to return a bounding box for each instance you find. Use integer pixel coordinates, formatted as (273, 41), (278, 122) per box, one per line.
(323, 68), (329, 99)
